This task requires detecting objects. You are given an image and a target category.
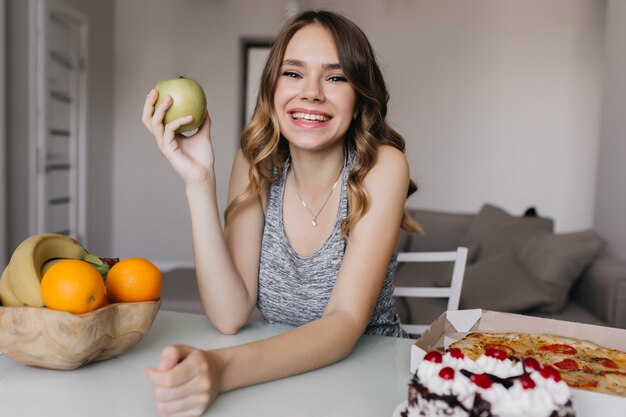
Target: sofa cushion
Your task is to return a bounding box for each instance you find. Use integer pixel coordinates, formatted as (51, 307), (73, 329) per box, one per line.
(459, 251), (552, 312)
(570, 255), (626, 328)
(460, 204), (554, 262)
(405, 209), (475, 253)
(519, 230), (605, 314)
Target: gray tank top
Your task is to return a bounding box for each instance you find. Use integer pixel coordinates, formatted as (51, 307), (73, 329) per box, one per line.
(257, 149), (406, 337)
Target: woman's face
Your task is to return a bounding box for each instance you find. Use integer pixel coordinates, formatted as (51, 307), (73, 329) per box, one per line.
(273, 24), (357, 152)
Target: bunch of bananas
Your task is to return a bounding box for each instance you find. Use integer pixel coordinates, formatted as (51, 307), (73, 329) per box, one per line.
(0, 233), (113, 307)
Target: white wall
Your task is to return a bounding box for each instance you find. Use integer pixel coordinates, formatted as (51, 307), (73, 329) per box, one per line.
(381, 1), (605, 232)
(595, 0), (626, 261)
(113, 0), (607, 265)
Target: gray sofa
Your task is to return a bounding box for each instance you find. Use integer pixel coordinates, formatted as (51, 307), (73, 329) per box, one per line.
(395, 204), (626, 330)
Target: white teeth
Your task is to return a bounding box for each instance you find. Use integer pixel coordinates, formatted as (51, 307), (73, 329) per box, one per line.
(291, 112), (330, 122)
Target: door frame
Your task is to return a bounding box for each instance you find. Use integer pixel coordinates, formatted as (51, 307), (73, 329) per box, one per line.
(0, 0), (6, 267)
(28, 0), (88, 244)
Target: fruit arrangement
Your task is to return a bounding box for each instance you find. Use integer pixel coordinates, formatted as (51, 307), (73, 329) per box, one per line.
(0, 233), (162, 312)
(0, 233), (162, 370)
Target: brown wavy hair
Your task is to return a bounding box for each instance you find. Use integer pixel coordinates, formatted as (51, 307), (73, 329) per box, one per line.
(225, 10), (421, 236)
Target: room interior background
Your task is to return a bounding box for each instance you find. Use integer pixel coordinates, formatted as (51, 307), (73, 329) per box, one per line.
(3, 0), (625, 270)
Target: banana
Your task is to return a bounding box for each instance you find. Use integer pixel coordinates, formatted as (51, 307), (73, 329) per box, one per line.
(0, 267), (25, 307)
(40, 258), (64, 276)
(6, 233), (111, 307)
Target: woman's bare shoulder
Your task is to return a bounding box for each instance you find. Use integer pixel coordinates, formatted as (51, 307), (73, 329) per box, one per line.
(368, 144), (409, 178)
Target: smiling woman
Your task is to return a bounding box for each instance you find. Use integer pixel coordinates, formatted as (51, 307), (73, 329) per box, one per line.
(141, 9), (420, 417)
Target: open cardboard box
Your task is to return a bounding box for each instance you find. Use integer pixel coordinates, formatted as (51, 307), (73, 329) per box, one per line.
(410, 309), (626, 416)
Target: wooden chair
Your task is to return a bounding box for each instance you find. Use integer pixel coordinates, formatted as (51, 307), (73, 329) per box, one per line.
(393, 247), (468, 337)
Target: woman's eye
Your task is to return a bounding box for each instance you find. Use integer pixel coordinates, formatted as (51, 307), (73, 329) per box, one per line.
(328, 75), (347, 83)
(282, 71), (301, 79)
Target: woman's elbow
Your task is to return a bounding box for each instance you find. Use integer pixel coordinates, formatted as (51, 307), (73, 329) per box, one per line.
(205, 310), (248, 335)
(215, 323), (241, 335)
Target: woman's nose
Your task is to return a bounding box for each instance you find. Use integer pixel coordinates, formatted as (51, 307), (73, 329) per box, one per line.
(300, 78), (324, 102)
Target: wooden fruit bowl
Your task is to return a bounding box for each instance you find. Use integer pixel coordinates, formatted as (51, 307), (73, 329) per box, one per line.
(0, 300), (160, 370)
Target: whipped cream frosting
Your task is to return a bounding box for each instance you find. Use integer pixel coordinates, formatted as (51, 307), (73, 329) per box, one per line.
(407, 351), (574, 417)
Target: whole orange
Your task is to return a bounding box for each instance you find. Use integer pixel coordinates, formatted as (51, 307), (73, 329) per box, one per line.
(105, 258), (161, 302)
(41, 259), (106, 314)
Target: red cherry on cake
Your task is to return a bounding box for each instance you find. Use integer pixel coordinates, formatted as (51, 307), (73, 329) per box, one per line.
(424, 351), (443, 363)
(448, 348), (465, 359)
(438, 367), (455, 380)
(523, 357), (542, 371)
(540, 365), (562, 382)
(485, 348), (508, 361)
(470, 373), (493, 389)
(520, 374), (536, 390)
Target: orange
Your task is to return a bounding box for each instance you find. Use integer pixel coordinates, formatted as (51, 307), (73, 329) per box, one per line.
(41, 259), (106, 314)
(98, 294), (111, 308)
(105, 258), (161, 303)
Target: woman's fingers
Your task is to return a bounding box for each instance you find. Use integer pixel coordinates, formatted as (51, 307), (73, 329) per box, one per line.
(196, 111), (212, 136)
(145, 348), (214, 417)
(150, 95), (173, 134)
(164, 115), (193, 138)
(154, 392), (210, 417)
(141, 89), (159, 132)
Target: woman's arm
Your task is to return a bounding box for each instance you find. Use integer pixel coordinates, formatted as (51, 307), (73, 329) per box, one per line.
(145, 145), (410, 416)
(142, 91), (264, 333)
(188, 150), (265, 333)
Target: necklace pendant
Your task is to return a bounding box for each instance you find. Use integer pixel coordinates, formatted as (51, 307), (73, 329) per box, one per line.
(311, 219), (317, 227)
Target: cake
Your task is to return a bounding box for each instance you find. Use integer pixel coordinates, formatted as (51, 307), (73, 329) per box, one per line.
(401, 348), (575, 417)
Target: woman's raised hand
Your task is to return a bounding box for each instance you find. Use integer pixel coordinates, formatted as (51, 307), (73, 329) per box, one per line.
(142, 89), (215, 186)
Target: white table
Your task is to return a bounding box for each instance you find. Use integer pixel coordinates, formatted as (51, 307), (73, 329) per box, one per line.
(0, 310), (415, 417)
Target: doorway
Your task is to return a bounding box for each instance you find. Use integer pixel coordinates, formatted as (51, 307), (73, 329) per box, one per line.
(1, 0), (6, 267)
(29, 0), (88, 242)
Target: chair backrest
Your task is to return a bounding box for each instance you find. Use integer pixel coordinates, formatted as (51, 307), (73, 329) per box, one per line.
(393, 246), (468, 336)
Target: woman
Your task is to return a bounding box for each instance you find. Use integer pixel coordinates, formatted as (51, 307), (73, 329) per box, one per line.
(142, 9), (420, 416)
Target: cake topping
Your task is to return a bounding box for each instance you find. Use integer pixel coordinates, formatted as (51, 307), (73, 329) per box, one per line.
(438, 366), (455, 380)
(519, 374), (536, 390)
(448, 348), (465, 359)
(485, 348), (508, 361)
(540, 365), (562, 382)
(404, 351), (574, 417)
(404, 351), (575, 417)
(470, 373), (493, 389)
(424, 351), (443, 363)
(523, 357), (542, 371)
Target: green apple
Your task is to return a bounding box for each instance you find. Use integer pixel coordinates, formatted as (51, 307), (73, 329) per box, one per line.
(154, 76), (207, 134)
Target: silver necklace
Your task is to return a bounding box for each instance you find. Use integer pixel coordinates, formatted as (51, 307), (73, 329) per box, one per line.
(292, 166), (342, 227)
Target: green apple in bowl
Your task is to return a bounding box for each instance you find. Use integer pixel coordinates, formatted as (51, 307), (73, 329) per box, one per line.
(154, 76), (207, 134)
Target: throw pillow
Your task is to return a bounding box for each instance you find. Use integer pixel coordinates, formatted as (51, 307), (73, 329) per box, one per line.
(460, 204), (554, 262)
(459, 251), (552, 312)
(519, 229), (606, 314)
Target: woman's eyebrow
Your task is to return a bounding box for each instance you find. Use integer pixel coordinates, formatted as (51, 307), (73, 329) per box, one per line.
(281, 59), (342, 70)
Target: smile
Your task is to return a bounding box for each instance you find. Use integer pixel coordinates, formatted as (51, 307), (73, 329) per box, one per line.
(290, 112), (332, 122)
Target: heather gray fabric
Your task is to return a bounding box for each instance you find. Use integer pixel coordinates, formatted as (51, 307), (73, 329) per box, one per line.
(459, 250), (552, 312)
(520, 229), (605, 314)
(257, 149), (405, 337)
(460, 204), (554, 261)
(572, 255), (626, 328)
